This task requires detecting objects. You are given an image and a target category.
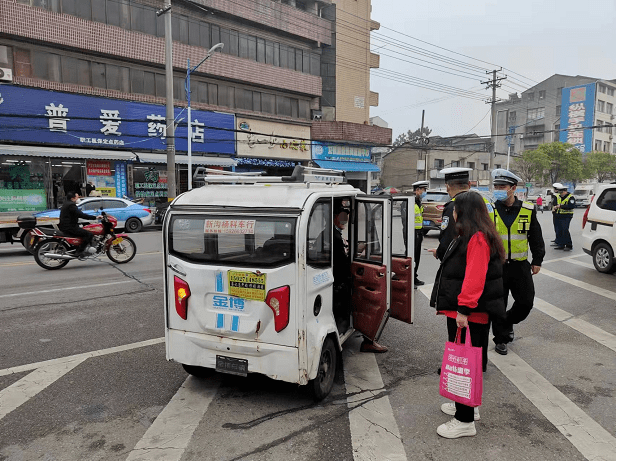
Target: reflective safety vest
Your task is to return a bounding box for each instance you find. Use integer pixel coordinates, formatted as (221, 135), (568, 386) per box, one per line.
(495, 201), (534, 261)
(414, 202), (424, 229)
(556, 193), (574, 215)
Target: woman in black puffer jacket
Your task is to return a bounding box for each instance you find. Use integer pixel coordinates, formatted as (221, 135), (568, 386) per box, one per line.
(430, 191), (506, 439)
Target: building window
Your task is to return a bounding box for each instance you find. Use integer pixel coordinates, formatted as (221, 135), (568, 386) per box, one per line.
(599, 84), (606, 94)
(595, 140), (602, 151)
(539, 90), (545, 100)
(509, 111), (516, 123)
(434, 159), (444, 169)
(467, 162), (475, 169)
(527, 107), (545, 120)
(613, 143), (616, 154)
(495, 164), (501, 169)
(607, 102), (614, 115)
(451, 160), (460, 167)
(527, 92), (534, 101)
(597, 120), (603, 132)
(608, 87), (615, 97)
(482, 163), (488, 171)
(604, 141), (610, 152)
(556, 105), (561, 116)
(556, 87), (563, 98)
(597, 100), (605, 113)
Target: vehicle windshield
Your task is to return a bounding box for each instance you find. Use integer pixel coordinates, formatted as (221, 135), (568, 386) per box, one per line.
(168, 214), (297, 268)
(424, 192), (449, 202)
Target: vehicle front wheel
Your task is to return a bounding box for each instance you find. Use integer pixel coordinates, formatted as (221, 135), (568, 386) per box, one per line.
(125, 217), (143, 233)
(34, 239), (70, 270)
(309, 337), (337, 401)
(593, 242), (615, 273)
(107, 236), (136, 264)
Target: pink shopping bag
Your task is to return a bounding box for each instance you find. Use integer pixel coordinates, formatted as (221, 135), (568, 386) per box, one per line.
(439, 327), (483, 407)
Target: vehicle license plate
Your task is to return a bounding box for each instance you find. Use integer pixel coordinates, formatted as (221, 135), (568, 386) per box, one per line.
(423, 220), (431, 226)
(112, 237), (123, 245)
(216, 355), (248, 377)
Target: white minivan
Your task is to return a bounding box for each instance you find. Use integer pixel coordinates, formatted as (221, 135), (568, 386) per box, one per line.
(582, 183), (616, 273)
(163, 167), (416, 400)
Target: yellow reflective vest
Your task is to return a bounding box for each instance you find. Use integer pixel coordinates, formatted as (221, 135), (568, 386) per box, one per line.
(495, 201), (534, 261)
(556, 193), (574, 215)
(414, 202), (424, 229)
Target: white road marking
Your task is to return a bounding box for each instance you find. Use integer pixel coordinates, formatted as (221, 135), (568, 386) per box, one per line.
(0, 276), (162, 298)
(533, 298), (616, 352)
(489, 349), (616, 461)
(542, 253), (586, 263)
(540, 268), (616, 301)
(543, 256), (594, 269)
(0, 337), (164, 377)
(125, 376), (219, 461)
(344, 336), (407, 461)
(0, 358), (85, 421)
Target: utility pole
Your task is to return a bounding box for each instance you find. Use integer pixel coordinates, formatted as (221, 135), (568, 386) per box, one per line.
(481, 69), (506, 190)
(157, 2), (176, 200)
(420, 110), (429, 182)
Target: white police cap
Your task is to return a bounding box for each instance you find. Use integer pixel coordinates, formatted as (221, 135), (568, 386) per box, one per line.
(552, 182), (566, 190)
(492, 168), (521, 186)
(412, 180), (429, 189)
(440, 167), (471, 181)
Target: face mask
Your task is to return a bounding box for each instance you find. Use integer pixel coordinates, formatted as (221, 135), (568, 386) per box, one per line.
(493, 190), (508, 201)
(420, 191), (427, 199)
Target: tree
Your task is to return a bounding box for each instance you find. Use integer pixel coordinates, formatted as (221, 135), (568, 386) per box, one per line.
(513, 149), (550, 184)
(528, 142), (583, 185)
(393, 126), (433, 146)
(583, 151), (616, 183)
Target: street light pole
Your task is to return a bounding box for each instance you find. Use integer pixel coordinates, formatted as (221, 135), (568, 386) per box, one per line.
(186, 43), (224, 190)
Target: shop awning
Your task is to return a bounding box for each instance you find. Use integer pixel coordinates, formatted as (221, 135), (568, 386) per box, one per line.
(135, 153), (237, 167)
(314, 160), (380, 172)
(0, 144), (135, 161)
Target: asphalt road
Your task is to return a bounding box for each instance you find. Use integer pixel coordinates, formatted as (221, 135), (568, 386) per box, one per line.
(0, 209), (614, 461)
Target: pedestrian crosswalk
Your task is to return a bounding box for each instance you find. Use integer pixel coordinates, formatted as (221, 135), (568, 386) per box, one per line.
(0, 255), (614, 461)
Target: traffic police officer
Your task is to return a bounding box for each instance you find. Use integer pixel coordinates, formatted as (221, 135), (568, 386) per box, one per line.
(430, 167), (494, 261)
(411, 180), (429, 286)
(491, 169), (545, 355)
(552, 183), (575, 250)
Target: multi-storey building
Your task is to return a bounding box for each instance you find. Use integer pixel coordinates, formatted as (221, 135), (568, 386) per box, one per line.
(494, 74), (616, 157)
(0, 0), (338, 210)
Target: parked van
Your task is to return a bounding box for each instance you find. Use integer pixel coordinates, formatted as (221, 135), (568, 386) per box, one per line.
(163, 167), (416, 399)
(574, 184), (597, 208)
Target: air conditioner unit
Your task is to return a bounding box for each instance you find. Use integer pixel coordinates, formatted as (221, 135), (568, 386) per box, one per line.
(0, 67), (13, 82)
(311, 110), (323, 121)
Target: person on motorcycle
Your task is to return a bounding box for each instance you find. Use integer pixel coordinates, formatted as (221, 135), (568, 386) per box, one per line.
(59, 192), (102, 254)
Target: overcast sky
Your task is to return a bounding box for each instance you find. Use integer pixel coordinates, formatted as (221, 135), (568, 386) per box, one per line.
(368, 0), (616, 140)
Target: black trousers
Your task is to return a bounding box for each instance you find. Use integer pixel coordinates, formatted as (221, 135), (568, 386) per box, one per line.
(555, 215), (573, 247)
(446, 318), (489, 423)
(62, 227), (93, 249)
(491, 260), (535, 344)
(414, 229), (423, 279)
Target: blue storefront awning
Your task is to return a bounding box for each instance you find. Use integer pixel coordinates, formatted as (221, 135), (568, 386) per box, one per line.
(314, 160), (380, 172)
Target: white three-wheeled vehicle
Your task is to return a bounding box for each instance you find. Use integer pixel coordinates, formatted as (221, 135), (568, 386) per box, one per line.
(163, 166), (416, 400)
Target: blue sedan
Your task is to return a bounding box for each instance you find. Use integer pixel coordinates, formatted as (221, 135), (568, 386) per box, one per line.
(35, 197), (153, 233)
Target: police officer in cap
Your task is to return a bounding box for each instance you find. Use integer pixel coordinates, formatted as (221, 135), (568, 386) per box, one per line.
(491, 169), (545, 355)
(411, 180), (429, 285)
(429, 167), (494, 260)
(551, 183), (575, 250)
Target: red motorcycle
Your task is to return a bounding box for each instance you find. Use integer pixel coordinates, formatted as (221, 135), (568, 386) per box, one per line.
(20, 212), (136, 270)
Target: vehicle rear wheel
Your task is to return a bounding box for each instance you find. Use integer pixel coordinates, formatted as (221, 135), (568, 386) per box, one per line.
(106, 236), (136, 264)
(593, 242), (615, 273)
(125, 217), (143, 233)
(34, 239), (70, 270)
(21, 231), (36, 254)
(309, 337), (337, 401)
(182, 364), (215, 378)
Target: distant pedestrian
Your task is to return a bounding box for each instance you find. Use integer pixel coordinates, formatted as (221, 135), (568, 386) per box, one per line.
(536, 195), (543, 213)
(552, 183), (575, 250)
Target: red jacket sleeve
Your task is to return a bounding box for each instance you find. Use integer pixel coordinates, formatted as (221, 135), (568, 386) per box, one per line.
(457, 232), (490, 312)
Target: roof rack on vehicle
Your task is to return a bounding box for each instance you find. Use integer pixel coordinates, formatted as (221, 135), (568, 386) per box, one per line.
(193, 165), (347, 185)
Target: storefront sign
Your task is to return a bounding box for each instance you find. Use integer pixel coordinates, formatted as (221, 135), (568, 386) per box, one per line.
(559, 83), (595, 153)
(115, 162), (128, 198)
(0, 85), (236, 154)
(0, 189), (47, 212)
(87, 160), (111, 176)
(312, 141), (371, 162)
(236, 119), (311, 161)
(134, 167), (168, 198)
(98, 187), (116, 197)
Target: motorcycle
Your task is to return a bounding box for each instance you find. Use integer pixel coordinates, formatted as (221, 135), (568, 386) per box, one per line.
(23, 212), (137, 270)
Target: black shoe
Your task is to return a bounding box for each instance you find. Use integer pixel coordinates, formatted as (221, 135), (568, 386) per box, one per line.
(551, 240), (556, 243)
(414, 279), (425, 286)
(495, 343), (508, 355)
(563, 246), (573, 251)
(554, 246), (565, 250)
(550, 243), (560, 246)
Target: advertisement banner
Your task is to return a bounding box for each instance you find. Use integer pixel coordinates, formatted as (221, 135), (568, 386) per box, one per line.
(114, 162), (128, 198)
(236, 118), (311, 160)
(0, 85), (236, 154)
(0, 189), (47, 212)
(87, 160), (112, 176)
(559, 83), (596, 153)
(312, 141), (371, 162)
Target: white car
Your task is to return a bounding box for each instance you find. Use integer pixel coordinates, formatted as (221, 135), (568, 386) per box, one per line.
(582, 183), (616, 273)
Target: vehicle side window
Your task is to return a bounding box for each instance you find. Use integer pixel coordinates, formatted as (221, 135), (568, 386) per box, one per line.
(102, 200), (128, 209)
(81, 200), (102, 211)
(307, 199), (331, 268)
(596, 189), (616, 211)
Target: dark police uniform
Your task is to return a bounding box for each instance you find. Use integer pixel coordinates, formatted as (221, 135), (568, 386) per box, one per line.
(554, 188), (575, 249)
